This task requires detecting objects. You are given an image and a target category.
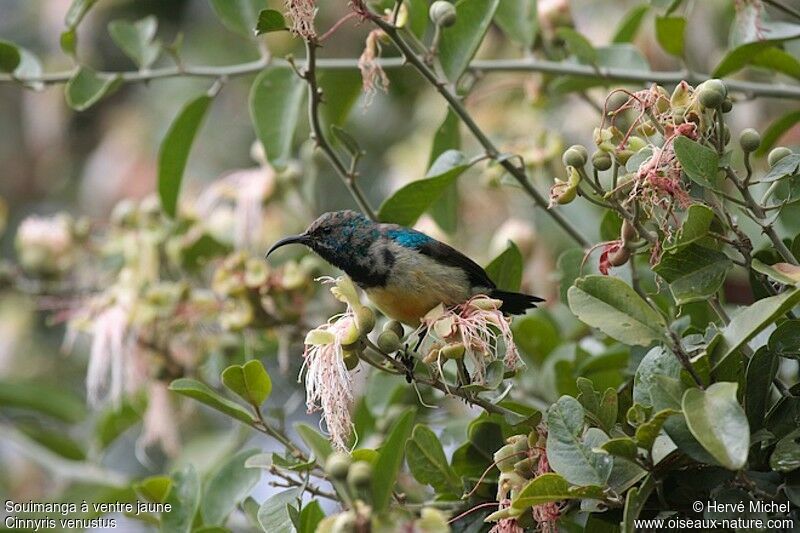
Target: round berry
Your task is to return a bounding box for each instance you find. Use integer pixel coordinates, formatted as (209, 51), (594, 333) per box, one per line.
(739, 128), (761, 153)
(562, 147), (587, 168)
(768, 147), (793, 167)
(697, 87), (725, 109)
(591, 150), (612, 171)
(355, 306), (375, 335)
(429, 1), (457, 27)
(377, 330), (401, 353)
(347, 461), (373, 490)
(325, 452), (352, 480)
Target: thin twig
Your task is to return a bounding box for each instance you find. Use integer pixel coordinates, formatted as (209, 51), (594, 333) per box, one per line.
(302, 40), (377, 220)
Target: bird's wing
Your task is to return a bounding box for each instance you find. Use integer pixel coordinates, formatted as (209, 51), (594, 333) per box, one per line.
(382, 224), (496, 289)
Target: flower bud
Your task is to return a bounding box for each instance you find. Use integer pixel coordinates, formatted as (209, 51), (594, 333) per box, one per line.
(721, 98), (733, 113)
(429, 1), (457, 27)
(340, 320), (361, 346)
(343, 350), (360, 370)
(605, 91), (630, 113)
(768, 147), (793, 167)
(739, 128), (761, 153)
(325, 452), (352, 480)
(513, 457), (538, 477)
(562, 146), (587, 167)
(331, 512), (358, 533)
(355, 306), (376, 335)
(347, 461), (373, 490)
(383, 320), (405, 339)
(110, 198), (138, 227)
(700, 78), (727, 98)
(549, 179), (577, 206)
(377, 330), (401, 353)
(591, 150), (612, 171)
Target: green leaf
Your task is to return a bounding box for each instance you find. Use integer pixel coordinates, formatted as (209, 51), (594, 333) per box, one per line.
(221, 360), (272, 407)
(757, 110), (800, 156)
(451, 416), (504, 479)
(613, 5), (650, 43)
(405, 425), (460, 494)
(294, 423), (334, 463)
(378, 150), (469, 226)
(769, 319), (800, 359)
(318, 70), (361, 127)
(711, 287), (800, 370)
(158, 95), (212, 218)
(665, 204), (714, 251)
(556, 28), (597, 65)
(438, 0), (500, 83)
(512, 312), (560, 364)
(745, 347), (778, 431)
(714, 22), (800, 78)
(162, 465), (201, 533)
(135, 476), (172, 503)
(0, 40), (21, 73)
(65, 67), (122, 111)
(494, 0), (538, 48)
(546, 396), (613, 486)
(209, 0), (266, 38)
(761, 153), (800, 183)
(682, 382), (749, 470)
(249, 67), (305, 169)
(255, 9), (288, 35)
(202, 449), (262, 525)
(600, 437), (638, 461)
(65, 0), (99, 28)
(654, 244), (732, 305)
(634, 409), (679, 451)
(632, 346), (682, 407)
(60, 29), (77, 57)
(96, 399), (143, 449)
(770, 428), (800, 472)
(511, 473), (604, 509)
(168, 378), (254, 425)
(621, 475), (654, 533)
(485, 242), (523, 292)
(298, 500), (324, 533)
(18, 423), (86, 460)
(654, 16), (685, 56)
(673, 136), (720, 189)
(567, 275), (666, 346)
(428, 109), (461, 233)
(108, 16), (161, 69)
(751, 47), (800, 81)
(257, 488), (299, 533)
(0, 381), (86, 423)
(372, 410), (415, 512)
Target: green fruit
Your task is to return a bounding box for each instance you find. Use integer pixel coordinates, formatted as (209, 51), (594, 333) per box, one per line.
(739, 128), (761, 153)
(377, 330), (401, 353)
(325, 452), (352, 480)
(429, 1), (456, 27)
(568, 144), (589, 162)
(768, 147), (793, 167)
(591, 150), (612, 171)
(562, 147), (587, 167)
(697, 85), (725, 109)
(347, 461), (373, 490)
(355, 306), (375, 335)
(701, 79), (727, 98)
(721, 99), (733, 113)
(383, 320), (405, 339)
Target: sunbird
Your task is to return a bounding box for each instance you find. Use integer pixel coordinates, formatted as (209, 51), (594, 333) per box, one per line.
(266, 210), (544, 325)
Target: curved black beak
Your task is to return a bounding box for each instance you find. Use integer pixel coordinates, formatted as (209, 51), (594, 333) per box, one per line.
(265, 234), (310, 259)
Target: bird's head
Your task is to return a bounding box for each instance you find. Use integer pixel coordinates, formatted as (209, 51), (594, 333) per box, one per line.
(266, 210), (378, 268)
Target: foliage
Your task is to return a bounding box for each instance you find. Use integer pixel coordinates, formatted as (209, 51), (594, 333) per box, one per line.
(2, 0), (800, 532)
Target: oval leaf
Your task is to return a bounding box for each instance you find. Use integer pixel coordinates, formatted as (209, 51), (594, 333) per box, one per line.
(202, 449), (262, 525)
(438, 0), (500, 82)
(372, 410), (415, 512)
(168, 377), (254, 425)
(249, 67), (305, 169)
(158, 94), (212, 218)
(65, 67), (122, 111)
(512, 473), (604, 509)
(682, 382), (749, 470)
(485, 241), (523, 292)
(221, 360), (272, 406)
(567, 275), (666, 346)
(673, 136), (720, 189)
(0, 40), (21, 73)
(406, 424), (460, 494)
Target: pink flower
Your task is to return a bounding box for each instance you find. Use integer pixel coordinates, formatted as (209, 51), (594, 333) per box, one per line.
(138, 381), (180, 458)
(415, 296), (521, 385)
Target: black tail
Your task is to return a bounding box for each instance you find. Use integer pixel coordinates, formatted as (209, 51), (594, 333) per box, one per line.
(490, 290), (545, 315)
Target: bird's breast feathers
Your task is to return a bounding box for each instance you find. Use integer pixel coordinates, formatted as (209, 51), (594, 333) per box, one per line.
(364, 241), (472, 325)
